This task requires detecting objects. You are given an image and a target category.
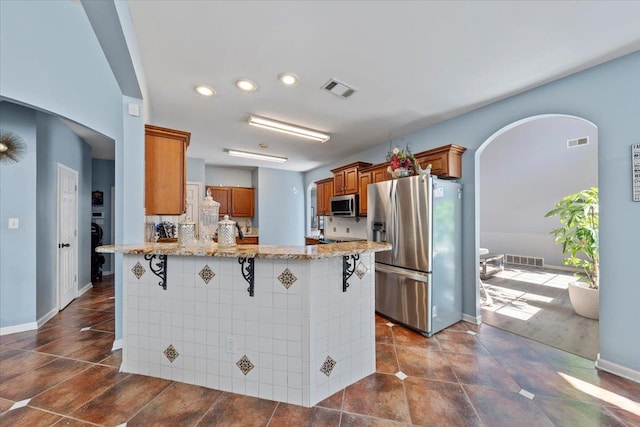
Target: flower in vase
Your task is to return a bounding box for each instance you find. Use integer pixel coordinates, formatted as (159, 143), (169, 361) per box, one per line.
(386, 145), (415, 171)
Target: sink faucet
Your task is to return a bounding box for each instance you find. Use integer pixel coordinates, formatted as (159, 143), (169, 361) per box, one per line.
(235, 222), (244, 240)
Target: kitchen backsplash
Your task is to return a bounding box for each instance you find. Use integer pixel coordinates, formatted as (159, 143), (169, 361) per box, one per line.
(323, 216), (367, 240)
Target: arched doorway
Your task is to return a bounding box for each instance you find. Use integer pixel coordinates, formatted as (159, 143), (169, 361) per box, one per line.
(474, 114), (599, 359)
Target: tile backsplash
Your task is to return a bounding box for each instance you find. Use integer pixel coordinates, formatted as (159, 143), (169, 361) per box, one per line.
(323, 217), (367, 240)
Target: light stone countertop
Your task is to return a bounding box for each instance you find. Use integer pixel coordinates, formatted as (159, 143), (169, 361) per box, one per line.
(97, 241), (391, 260)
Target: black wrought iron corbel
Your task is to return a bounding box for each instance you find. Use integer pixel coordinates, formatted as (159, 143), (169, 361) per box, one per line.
(343, 254), (359, 292)
(144, 254), (167, 290)
(238, 257), (255, 296)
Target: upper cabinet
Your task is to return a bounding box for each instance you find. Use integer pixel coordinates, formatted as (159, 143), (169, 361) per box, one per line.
(331, 161), (372, 196)
(414, 144), (467, 179)
(145, 124), (190, 215)
(231, 187), (255, 217)
(208, 187), (231, 215)
(315, 178), (334, 216)
(357, 171), (372, 216)
(206, 186), (255, 217)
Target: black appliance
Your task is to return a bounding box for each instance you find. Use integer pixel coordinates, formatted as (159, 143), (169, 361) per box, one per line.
(91, 222), (105, 282)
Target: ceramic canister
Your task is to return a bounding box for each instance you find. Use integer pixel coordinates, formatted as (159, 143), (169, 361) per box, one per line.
(177, 220), (196, 246)
(217, 215), (237, 248)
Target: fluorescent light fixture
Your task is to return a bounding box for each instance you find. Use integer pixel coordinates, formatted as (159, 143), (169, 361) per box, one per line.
(226, 149), (287, 163)
(236, 79), (257, 92)
(195, 85), (215, 96)
(278, 72), (299, 86)
(247, 115), (330, 143)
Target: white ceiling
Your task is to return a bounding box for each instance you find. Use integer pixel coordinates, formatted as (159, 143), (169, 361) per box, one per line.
(122, 1), (640, 172)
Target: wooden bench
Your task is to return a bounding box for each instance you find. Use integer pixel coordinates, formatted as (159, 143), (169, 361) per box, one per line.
(480, 253), (504, 279)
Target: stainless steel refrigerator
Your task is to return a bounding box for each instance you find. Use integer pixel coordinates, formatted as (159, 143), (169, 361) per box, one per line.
(367, 174), (462, 336)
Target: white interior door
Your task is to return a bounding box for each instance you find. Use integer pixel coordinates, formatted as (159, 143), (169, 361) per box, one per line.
(186, 182), (201, 237)
(58, 164), (78, 310)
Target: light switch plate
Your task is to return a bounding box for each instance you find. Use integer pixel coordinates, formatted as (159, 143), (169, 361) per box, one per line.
(8, 218), (19, 229)
(127, 103), (140, 117)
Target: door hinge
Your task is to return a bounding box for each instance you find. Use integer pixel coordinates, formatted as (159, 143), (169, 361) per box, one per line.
(74, 274), (77, 282)
(75, 185), (78, 191)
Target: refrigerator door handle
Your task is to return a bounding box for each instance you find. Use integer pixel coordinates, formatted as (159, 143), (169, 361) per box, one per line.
(375, 263), (429, 283)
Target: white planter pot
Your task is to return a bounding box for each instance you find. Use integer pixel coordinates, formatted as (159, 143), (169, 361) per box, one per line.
(567, 281), (599, 320)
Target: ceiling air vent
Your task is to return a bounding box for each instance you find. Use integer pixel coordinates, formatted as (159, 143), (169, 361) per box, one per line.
(567, 136), (589, 148)
(322, 79), (357, 99)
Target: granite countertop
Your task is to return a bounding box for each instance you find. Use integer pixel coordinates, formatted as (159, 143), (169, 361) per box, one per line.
(97, 241), (391, 260)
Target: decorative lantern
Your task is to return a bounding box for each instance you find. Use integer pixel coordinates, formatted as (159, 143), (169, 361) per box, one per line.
(199, 188), (220, 243)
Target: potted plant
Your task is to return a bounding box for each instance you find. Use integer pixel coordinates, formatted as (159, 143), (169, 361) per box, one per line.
(545, 187), (599, 319)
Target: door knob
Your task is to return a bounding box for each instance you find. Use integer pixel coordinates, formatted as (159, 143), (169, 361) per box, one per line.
(59, 243), (70, 248)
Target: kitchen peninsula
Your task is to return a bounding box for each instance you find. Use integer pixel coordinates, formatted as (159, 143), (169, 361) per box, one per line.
(98, 241), (390, 407)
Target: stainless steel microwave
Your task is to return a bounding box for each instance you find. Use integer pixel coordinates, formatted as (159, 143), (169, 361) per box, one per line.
(330, 194), (358, 217)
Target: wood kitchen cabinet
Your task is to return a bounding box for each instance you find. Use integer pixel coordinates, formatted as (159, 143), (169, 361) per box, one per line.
(205, 186), (255, 217)
(358, 163), (390, 216)
(315, 178), (334, 216)
(305, 237), (320, 245)
(414, 144), (467, 179)
(214, 236), (259, 245)
(231, 187), (255, 217)
(331, 162), (371, 195)
(358, 171), (372, 216)
(145, 124), (190, 215)
(207, 187), (230, 215)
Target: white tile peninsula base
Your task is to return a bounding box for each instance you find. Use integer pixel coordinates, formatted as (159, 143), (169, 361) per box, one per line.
(122, 254), (375, 407)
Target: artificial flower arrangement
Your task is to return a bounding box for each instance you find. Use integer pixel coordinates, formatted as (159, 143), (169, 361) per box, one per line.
(386, 145), (416, 172)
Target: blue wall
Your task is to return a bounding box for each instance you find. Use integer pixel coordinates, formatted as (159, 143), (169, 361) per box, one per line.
(256, 168), (305, 245)
(0, 0), (143, 337)
(36, 112), (93, 318)
(305, 50), (640, 373)
(92, 159), (115, 272)
(0, 103), (38, 328)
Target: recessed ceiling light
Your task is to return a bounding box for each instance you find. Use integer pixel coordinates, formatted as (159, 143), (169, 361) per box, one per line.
(278, 73), (299, 87)
(236, 79), (257, 92)
(195, 85), (215, 96)
(259, 143), (268, 149)
(226, 149), (287, 163)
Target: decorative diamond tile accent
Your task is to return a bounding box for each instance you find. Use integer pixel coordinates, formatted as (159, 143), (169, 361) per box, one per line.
(386, 322), (395, 327)
(199, 265), (215, 284)
(164, 344), (179, 363)
(131, 262), (145, 279)
(466, 330), (477, 336)
(320, 356), (336, 377)
(236, 355), (255, 375)
(278, 268), (297, 289)
(395, 371), (408, 380)
(355, 261), (368, 279)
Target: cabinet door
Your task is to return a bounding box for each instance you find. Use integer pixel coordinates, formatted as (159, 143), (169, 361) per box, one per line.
(333, 171), (345, 196)
(145, 125), (190, 215)
(358, 171), (372, 216)
(372, 165), (391, 183)
(208, 187), (230, 216)
(344, 167), (359, 194)
(231, 187), (255, 217)
(415, 153), (446, 177)
(316, 181), (325, 215)
(322, 180), (333, 215)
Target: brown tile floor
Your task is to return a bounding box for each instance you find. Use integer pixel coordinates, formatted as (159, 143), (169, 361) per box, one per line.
(1, 276), (639, 426)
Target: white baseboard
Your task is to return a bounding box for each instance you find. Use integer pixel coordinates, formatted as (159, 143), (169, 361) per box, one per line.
(0, 321), (37, 336)
(596, 355), (640, 384)
(463, 313), (482, 324)
(37, 308), (58, 328)
(112, 339), (122, 351)
(103, 270), (113, 275)
(78, 282), (93, 296)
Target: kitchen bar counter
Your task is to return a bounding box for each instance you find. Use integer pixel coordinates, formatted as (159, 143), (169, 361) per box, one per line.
(100, 241), (390, 407)
(97, 240), (389, 259)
